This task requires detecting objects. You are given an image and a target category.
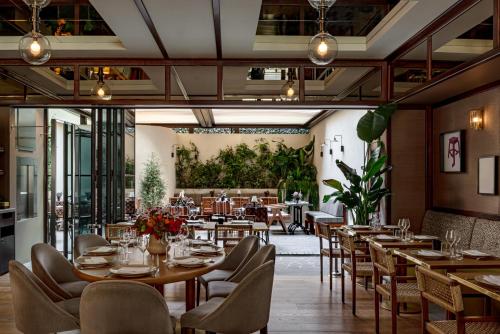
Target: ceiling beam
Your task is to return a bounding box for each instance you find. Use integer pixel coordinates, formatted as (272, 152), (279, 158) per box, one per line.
(335, 68), (379, 101)
(304, 109), (335, 128)
(132, 0), (169, 59)
(0, 68), (61, 100)
(192, 108), (215, 127)
(211, 0), (222, 59)
(139, 123), (306, 129)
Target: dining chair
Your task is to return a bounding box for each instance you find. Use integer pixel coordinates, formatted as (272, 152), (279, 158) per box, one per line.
(9, 260), (80, 334)
(260, 196), (278, 205)
(197, 235), (259, 305)
(369, 242), (420, 334)
(316, 222), (342, 290)
(201, 197), (217, 215)
(31, 243), (89, 299)
(231, 196), (250, 209)
(337, 229), (373, 315)
(207, 244), (276, 300)
(74, 234), (109, 258)
(214, 224), (253, 253)
(416, 266), (500, 334)
(182, 261), (275, 334)
(80, 280), (176, 334)
(105, 223), (137, 241)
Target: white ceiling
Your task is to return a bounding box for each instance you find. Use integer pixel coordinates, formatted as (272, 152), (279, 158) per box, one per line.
(135, 109), (198, 124)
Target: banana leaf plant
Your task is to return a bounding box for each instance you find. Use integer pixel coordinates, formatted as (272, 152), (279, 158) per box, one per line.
(323, 104), (396, 225)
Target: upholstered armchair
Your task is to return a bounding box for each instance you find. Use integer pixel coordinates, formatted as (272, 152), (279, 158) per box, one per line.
(74, 234), (109, 258)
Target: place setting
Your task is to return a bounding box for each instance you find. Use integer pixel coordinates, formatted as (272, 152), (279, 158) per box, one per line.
(74, 256), (113, 270)
(474, 274), (500, 291)
(108, 265), (159, 278)
(83, 246), (118, 256)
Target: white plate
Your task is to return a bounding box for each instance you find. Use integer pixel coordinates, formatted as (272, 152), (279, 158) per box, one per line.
(109, 265), (156, 277)
(84, 246), (117, 256)
(414, 250), (445, 259)
(461, 250), (491, 258)
(475, 275), (500, 289)
(173, 258), (208, 268)
(374, 235), (399, 241)
(414, 235), (439, 241)
(191, 239), (211, 246)
(349, 225), (370, 229)
(382, 225), (400, 229)
(75, 256), (110, 268)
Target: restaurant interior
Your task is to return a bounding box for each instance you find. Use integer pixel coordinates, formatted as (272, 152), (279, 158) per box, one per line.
(0, 0), (499, 333)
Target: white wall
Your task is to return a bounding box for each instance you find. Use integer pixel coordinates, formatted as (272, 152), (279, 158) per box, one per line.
(10, 108), (45, 263)
(176, 133), (310, 162)
(135, 125), (177, 204)
(310, 110), (366, 222)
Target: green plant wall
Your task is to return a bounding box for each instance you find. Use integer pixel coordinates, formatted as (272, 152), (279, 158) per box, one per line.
(175, 138), (319, 209)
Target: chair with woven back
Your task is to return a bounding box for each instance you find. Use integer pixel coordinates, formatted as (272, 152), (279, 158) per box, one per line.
(231, 197), (250, 209)
(369, 242), (420, 334)
(316, 222), (342, 290)
(214, 224), (253, 254)
(416, 266), (500, 334)
(104, 224), (136, 241)
(337, 229), (373, 315)
(260, 197), (278, 205)
(201, 197), (217, 215)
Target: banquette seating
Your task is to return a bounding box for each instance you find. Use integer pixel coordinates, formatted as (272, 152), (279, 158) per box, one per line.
(305, 198), (344, 234)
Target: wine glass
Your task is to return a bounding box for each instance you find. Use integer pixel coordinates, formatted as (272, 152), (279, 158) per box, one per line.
(241, 208), (246, 221)
(177, 223), (190, 255)
(403, 218), (411, 240)
(137, 235), (148, 265)
(119, 230), (131, 261)
(235, 208), (241, 220)
(160, 233), (169, 263)
(444, 229), (455, 255)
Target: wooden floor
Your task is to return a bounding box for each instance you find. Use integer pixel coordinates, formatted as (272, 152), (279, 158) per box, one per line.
(0, 256), (422, 333)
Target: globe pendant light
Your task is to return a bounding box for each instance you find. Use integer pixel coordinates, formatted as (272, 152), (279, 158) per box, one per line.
(308, 0), (338, 65)
(91, 67), (112, 100)
(19, 5), (51, 65)
(307, 0), (336, 10)
(23, 0), (51, 8)
(280, 69), (298, 101)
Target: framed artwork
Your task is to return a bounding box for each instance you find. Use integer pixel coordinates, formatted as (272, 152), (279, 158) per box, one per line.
(478, 156), (498, 195)
(440, 130), (465, 173)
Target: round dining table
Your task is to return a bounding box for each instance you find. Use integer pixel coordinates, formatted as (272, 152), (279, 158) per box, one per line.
(73, 246), (224, 313)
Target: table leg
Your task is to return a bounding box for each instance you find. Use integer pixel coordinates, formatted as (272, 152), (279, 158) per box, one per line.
(154, 284), (164, 296)
(185, 278), (196, 311)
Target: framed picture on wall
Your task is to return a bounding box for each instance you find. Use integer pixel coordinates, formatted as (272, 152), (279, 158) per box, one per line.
(478, 156), (498, 195)
(440, 130), (465, 173)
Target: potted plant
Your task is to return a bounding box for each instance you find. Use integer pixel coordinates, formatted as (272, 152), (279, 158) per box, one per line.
(323, 104), (396, 225)
(140, 154), (166, 210)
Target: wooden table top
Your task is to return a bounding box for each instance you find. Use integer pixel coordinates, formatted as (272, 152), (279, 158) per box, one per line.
(191, 221), (269, 232)
(449, 272), (500, 302)
(394, 249), (500, 270)
(73, 246), (224, 285)
(363, 237), (433, 250)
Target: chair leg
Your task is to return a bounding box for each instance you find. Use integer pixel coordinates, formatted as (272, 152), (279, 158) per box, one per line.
(260, 325), (268, 334)
(364, 277), (368, 290)
(341, 269), (345, 304)
(320, 254), (323, 283)
(374, 290), (380, 334)
(352, 275), (357, 315)
(391, 297), (398, 334)
(329, 256), (333, 291)
(196, 279), (201, 306)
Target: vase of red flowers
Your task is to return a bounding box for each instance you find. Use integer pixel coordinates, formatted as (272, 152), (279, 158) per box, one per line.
(134, 207), (183, 255)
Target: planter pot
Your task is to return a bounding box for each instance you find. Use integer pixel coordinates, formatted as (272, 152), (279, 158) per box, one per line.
(147, 236), (166, 255)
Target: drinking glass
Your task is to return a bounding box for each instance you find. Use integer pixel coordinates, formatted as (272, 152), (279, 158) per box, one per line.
(160, 233), (169, 263)
(137, 235), (148, 265)
(451, 234), (462, 259)
(454, 240), (464, 260)
(444, 229), (455, 256)
(234, 208), (241, 220)
(177, 223), (190, 254)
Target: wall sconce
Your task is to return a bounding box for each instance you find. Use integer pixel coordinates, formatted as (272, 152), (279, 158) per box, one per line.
(320, 143), (326, 157)
(171, 144), (179, 158)
(333, 135), (344, 152)
(469, 109), (483, 130)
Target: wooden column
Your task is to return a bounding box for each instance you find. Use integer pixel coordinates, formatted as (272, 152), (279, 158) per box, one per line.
(425, 106), (433, 210)
(494, 0), (500, 48)
(426, 37), (432, 81)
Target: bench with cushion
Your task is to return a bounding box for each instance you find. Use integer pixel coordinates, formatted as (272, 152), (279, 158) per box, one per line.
(305, 199), (344, 234)
(420, 210), (500, 257)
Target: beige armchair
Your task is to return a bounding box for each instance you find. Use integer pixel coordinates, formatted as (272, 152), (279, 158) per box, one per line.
(207, 244), (276, 300)
(197, 235), (259, 305)
(80, 280), (175, 334)
(74, 234), (109, 258)
(31, 243), (89, 299)
(182, 261), (275, 334)
(9, 260), (80, 334)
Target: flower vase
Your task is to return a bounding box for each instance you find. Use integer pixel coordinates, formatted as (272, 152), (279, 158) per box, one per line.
(147, 235), (166, 255)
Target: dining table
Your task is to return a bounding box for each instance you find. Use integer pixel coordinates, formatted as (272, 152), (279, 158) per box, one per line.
(73, 245), (225, 313)
(448, 271), (500, 303)
(266, 203), (289, 233)
(284, 200), (311, 235)
(187, 220), (270, 244)
(363, 236), (433, 250)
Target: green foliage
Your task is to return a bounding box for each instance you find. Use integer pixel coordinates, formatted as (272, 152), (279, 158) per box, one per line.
(140, 154), (166, 210)
(175, 138), (319, 209)
(323, 104), (396, 225)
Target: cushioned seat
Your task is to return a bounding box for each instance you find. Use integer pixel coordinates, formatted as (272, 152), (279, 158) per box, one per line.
(55, 297), (81, 319)
(341, 262), (373, 276)
(420, 211), (476, 248)
(427, 320), (500, 334)
(199, 269), (233, 285)
(377, 282), (420, 303)
(469, 218), (500, 251)
(207, 281), (238, 299)
(307, 212), (343, 223)
(181, 297), (225, 328)
(60, 281), (89, 298)
(320, 248), (362, 257)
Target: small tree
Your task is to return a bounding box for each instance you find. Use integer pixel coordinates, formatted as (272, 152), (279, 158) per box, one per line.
(140, 154), (166, 210)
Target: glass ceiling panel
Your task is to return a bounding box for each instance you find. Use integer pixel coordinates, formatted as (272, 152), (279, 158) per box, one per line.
(135, 109), (198, 124)
(212, 109), (322, 125)
(257, 0), (399, 37)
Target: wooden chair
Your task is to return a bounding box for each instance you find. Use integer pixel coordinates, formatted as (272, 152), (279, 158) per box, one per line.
(260, 197), (278, 205)
(201, 197), (217, 215)
(369, 242), (420, 334)
(316, 222), (343, 290)
(416, 266), (500, 334)
(212, 200), (231, 215)
(231, 197), (250, 209)
(105, 223), (136, 241)
(214, 224), (253, 254)
(226, 215), (255, 222)
(337, 229), (373, 315)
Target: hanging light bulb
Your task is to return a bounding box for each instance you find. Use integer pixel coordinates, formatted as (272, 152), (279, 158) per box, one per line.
(280, 69), (298, 101)
(308, 0), (338, 65)
(307, 0), (336, 10)
(91, 67), (112, 100)
(19, 5), (51, 65)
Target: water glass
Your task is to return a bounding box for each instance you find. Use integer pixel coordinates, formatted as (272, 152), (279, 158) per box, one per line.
(137, 235), (148, 265)
(406, 231), (414, 242)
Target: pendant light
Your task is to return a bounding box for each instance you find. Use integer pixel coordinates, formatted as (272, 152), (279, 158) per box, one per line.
(308, 0), (338, 65)
(280, 69), (298, 101)
(19, 2), (51, 65)
(91, 67), (112, 100)
(307, 0), (336, 10)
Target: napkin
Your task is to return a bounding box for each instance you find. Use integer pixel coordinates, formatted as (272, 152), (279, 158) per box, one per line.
(462, 250), (489, 257)
(80, 257), (107, 265)
(482, 275), (500, 286)
(114, 266), (151, 274)
(417, 250), (442, 256)
(91, 246), (115, 253)
(375, 234), (397, 240)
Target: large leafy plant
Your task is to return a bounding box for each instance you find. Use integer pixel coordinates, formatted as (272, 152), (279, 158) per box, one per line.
(140, 154), (166, 210)
(323, 104), (396, 225)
